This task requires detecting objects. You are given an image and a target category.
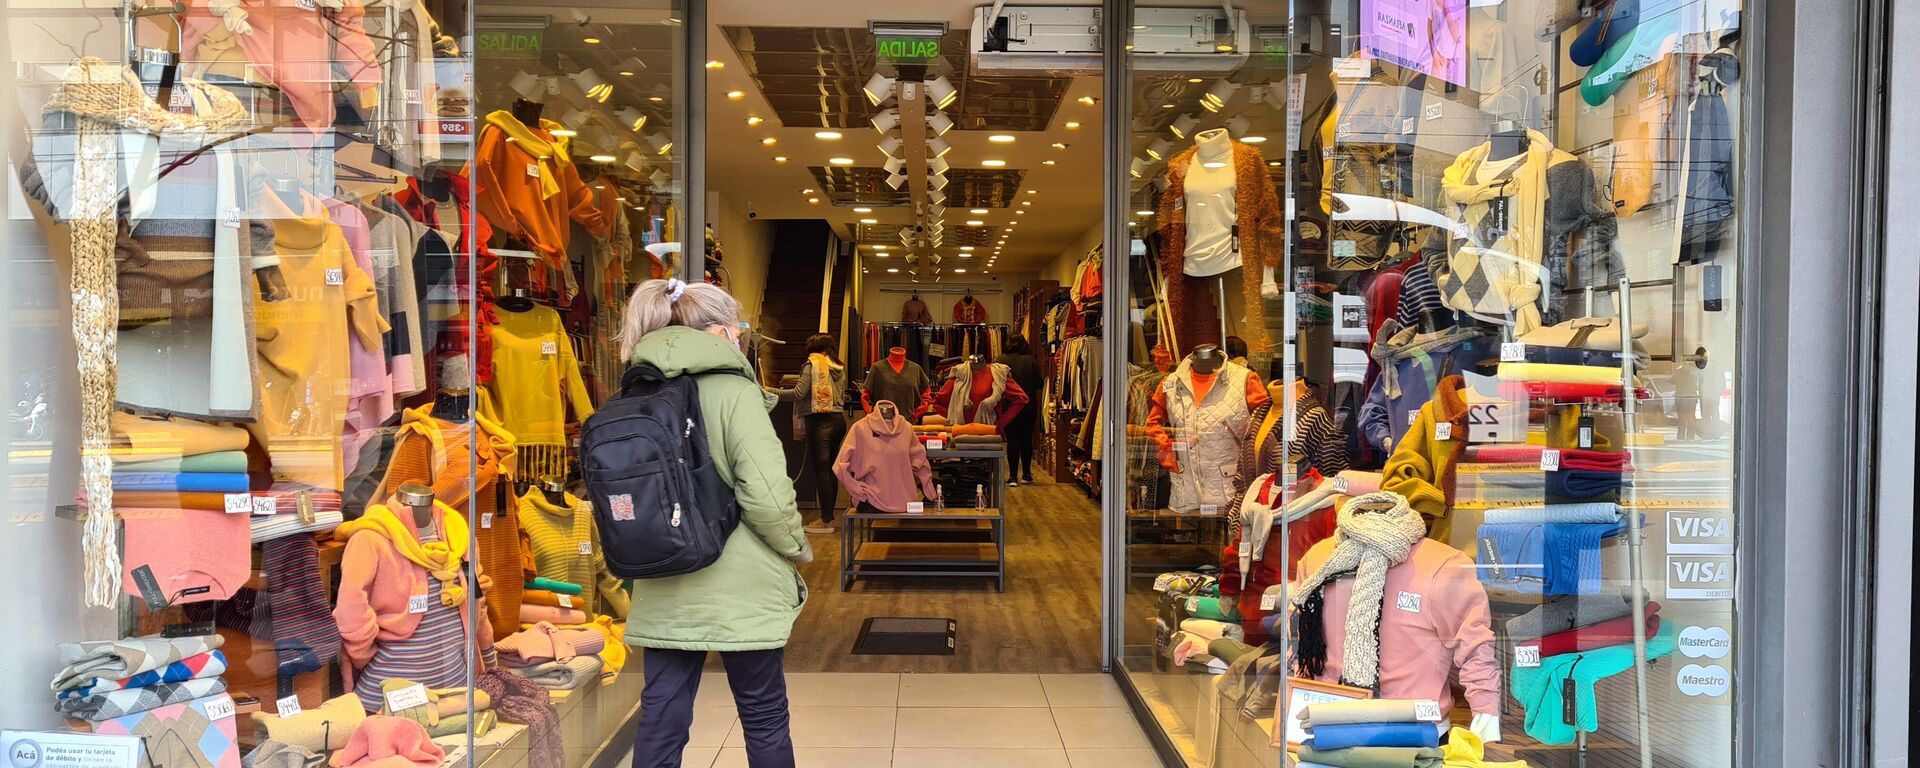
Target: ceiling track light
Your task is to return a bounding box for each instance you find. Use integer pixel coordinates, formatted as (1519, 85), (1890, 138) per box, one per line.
(863, 72), (898, 106)
(877, 134), (904, 159)
(617, 107), (647, 132)
(926, 111), (954, 136)
(871, 109), (900, 134)
(926, 136), (952, 158)
(926, 76), (958, 109)
(1202, 80), (1240, 112)
(1145, 138), (1172, 161)
(1169, 114), (1199, 139)
(927, 156), (950, 175)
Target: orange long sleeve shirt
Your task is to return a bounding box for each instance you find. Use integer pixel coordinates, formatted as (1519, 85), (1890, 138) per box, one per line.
(1146, 369), (1269, 470)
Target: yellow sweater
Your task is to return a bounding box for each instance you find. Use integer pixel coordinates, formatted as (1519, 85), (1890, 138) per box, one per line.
(485, 304), (594, 479)
(1380, 374), (1466, 543)
(514, 489), (629, 618)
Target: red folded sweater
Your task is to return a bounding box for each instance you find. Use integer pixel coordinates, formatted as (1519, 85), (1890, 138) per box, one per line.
(1528, 602), (1662, 657)
(1465, 445), (1633, 472)
(1523, 381), (1650, 402)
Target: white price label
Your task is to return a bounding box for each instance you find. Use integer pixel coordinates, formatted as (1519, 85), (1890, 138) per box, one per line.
(557, 593), (573, 608)
(1407, 410), (1420, 427)
(252, 497), (277, 516)
(1424, 103), (1443, 121)
(385, 683), (430, 712)
(221, 207), (243, 229)
(324, 268), (345, 286)
(407, 594), (431, 614)
(1395, 591), (1423, 613)
(1414, 700), (1443, 721)
(1154, 573), (1177, 592)
(525, 163), (542, 178)
(542, 341), (559, 356)
(1501, 342), (1527, 362)
(275, 695), (303, 718)
(224, 494), (252, 514)
(1434, 421), (1453, 441)
(1515, 645), (1543, 667)
(906, 502), (925, 514)
(1402, 117), (1416, 134)
(1260, 590), (1278, 611)
(294, 0), (316, 9)
(480, 512), (494, 528)
(1332, 477), (1349, 494)
(1541, 449), (1562, 471)
(1198, 503), (1220, 516)
(927, 439), (945, 450)
(204, 694), (237, 721)
(578, 541), (593, 555)
(1186, 596), (1202, 613)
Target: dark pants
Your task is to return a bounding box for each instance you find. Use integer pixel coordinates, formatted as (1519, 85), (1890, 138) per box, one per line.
(1006, 409), (1037, 481)
(801, 412), (847, 523)
(631, 648), (794, 768)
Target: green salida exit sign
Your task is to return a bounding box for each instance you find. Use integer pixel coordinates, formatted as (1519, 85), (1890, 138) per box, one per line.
(876, 36), (942, 63)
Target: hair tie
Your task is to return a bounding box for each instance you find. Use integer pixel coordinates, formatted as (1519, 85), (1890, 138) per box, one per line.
(664, 278), (688, 303)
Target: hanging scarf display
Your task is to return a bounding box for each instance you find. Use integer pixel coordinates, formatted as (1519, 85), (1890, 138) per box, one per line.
(1290, 491), (1427, 688)
(1435, 129), (1566, 336)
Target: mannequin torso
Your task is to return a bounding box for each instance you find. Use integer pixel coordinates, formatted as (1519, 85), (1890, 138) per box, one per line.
(1183, 128), (1241, 276)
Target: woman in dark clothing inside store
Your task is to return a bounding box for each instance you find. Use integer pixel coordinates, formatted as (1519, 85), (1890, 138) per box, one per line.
(767, 334), (850, 534)
(996, 335), (1045, 486)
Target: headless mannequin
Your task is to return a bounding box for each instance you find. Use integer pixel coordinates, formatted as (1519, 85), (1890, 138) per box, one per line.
(539, 475), (568, 507)
(497, 287), (535, 312)
(877, 402), (898, 421)
(1184, 129), (1282, 298)
(396, 482), (436, 533)
(887, 347), (907, 373)
(511, 98), (544, 126)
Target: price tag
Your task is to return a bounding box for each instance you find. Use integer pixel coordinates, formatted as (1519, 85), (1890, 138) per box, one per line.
(1186, 596), (1202, 613)
(542, 341), (559, 356)
(275, 695), (303, 718)
(1332, 477), (1349, 494)
(557, 594), (573, 608)
(1424, 103), (1443, 121)
(1332, 56), (1370, 79)
(480, 512), (493, 528)
(578, 541), (593, 555)
(252, 497), (276, 516)
(407, 594), (431, 614)
(1407, 410), (1420, 427)
(906, 502), (925, 514)
(525, 163), (542, 178)
(224, 494), (253, 514)
(294, 0), (316, 9)
(204, 694), (237, 721)
(1395, 591), (1423, 613)
(927, 439), (945, 450)
(1198, 503), (1220, 516)
(1414, 700), (1443, 721)
(1260, 590), (1279, 611)
(1515, 645), (1543, 667)
(385, 683), (430, 712)
(1501, 342), (1527, 362)
(1401, 117), (1416, 134)
(1154, 573), (1177, 592)
(1541, 449), (1562, 471)
(221, 207), (243, 229)
(324, 268), (345, 286)
(1434, 421), (1453, 441)
(405, 89), (422, 103)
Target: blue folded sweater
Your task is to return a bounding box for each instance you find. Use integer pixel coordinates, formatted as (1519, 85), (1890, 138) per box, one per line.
(112, 472), (252, 493)
(1477, 522), (1613, 595)
(1304, 722), (1441, 751)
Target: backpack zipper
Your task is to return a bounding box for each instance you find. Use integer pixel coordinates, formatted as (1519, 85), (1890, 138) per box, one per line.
(671, 503), (682, 527)
(684, 418), (694, 438)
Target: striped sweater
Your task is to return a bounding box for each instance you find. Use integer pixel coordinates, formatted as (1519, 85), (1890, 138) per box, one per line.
(514, 490), (630, 618)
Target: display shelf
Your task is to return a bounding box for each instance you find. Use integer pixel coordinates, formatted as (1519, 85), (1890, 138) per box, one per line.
(840, 507), (1005, 591)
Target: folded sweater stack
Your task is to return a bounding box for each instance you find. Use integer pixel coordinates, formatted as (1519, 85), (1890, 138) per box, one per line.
(1293, 700), (1443, 765)
(1474, 504), (1625, 596)
(52, 636), (229, 723)
(496, 621), (611, 690)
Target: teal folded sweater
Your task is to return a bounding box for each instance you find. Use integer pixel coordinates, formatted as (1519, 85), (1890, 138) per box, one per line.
(524, 577), (583, 595)
(1511, 623), (1677, 744)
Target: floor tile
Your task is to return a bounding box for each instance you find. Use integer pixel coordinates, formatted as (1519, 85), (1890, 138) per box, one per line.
(1040, 674), (1129, 708)
(1066, 748), (1164, 768)
(722, 707), (896, 748)
(689, 707), (739, 747)
(679, 745), (720, 768)
(709, 747), (892, 768)
(898, 673), (1049, 707)
(1051, 708), (1153, 749)
(893, 748), (1074, 768)
(693, 673), (735, 708)
(895, 707), (1063, 749)
(782, 673), (901, 707)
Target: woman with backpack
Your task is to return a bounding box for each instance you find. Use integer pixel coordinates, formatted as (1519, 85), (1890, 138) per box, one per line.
(765, 333), (849, 535)
(615, 278), (810, 768)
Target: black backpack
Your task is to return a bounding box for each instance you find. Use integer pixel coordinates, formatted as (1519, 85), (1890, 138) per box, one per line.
(580, 363), (743, 579)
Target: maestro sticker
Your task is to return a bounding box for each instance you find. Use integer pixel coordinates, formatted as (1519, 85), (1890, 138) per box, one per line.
(1675, 664), (1731, 697)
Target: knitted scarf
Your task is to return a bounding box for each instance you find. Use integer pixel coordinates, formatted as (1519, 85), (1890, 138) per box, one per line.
(476, 669), (562, 768)
(807, 353), (842, 412)
(334, 501), (472, 605)
(943, 362), (1010, 425)
(1367, 320), (1487, 400)
(1438, 129), (1562, 336)
(1290, 491), (1426, 688)
(483, 110), (564, 199)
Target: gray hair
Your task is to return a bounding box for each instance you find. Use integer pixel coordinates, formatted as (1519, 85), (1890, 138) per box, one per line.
(617, 278), (742, 360)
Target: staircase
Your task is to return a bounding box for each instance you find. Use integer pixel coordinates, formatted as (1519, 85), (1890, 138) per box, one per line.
(756, 220), (848, 381)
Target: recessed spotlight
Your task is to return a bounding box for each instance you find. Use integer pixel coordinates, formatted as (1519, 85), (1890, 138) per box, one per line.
(1216, 43), (1234, 51)
(589, 154), (616, 163)
(965, 220), (984, 226)
(761, 137), (777, 145)
(960, 246), (974, 251)
(807, 197), (820, 204)
(1025, 189), (1037, 195)
(1042, 160), (1056, 166)
(584, 37), (601, 44)
(548, 128), (577, 137)
(1160, 103), (1175, 109)
(1016, 209), (1026, 214)
(706, 60), (724, 69)
(1021, 201), (1032, 206)
(1050, 142), (1067, 149)
(968, 208), (988, 215)
(873, 245), (888, 250)
(1268, 160), (1282, 167)
(860, 218), (878, 224)
(1242, 136), (1268, 144)
(774, 156), (788, 163)
(726, 90), (745, 100)
(982, 159), (1007, 167)
(650, 96), (664, 102)
(619, 71), (635, 77)
(854, 207), (873, 213)
(954, 267), (967, 273)
(829, 157), (854, 165)
(801, 188), (814, 194)
(746, 116), (763, 126)
(1136, 210), (1153, 216)
(1188, 78), (1203, 83)
(887, 268), (900, 273)
(1065, 121), (1081, 129)
(1077, 96), (1097, 105)
(816, 130), (843, 140)
(988, 134), (1015, 143)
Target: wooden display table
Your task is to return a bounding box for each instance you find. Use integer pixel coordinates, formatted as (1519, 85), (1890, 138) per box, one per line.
(840, 506), (1005, 591)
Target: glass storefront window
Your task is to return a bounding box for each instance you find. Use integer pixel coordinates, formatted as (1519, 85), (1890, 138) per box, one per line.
(1119, 2), (1744, 766)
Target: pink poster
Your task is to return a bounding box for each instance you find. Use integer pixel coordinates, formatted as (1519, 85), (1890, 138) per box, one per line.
(1360, 0), (1468, 85)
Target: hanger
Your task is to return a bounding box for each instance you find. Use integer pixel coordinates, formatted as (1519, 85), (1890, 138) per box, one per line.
(336, 161), (399, 185)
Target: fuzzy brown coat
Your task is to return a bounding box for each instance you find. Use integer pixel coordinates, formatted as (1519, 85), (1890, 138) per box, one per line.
(1155, 141), (1285, 355)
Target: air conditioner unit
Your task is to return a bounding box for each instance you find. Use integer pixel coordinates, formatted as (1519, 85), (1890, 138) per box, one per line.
(969, 5), (1250, 75)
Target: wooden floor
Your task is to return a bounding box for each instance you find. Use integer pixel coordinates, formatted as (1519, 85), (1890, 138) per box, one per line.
(777, 474), (1105, 674)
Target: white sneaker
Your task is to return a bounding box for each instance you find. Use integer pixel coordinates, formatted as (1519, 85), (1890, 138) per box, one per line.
(804, 522), (836, 535)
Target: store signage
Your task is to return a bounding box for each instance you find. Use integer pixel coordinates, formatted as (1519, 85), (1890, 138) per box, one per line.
(3, 730), (143, 768)
(876, 36), (942, 63)
(477, 31), (542, 57)
(1666, 510), (1735, 554)
(1675, 663), (1730, 697)
(1359, 0), (1466, 85)
(1665, 555), (1734, 600)
(1676, 625), (1732, 659)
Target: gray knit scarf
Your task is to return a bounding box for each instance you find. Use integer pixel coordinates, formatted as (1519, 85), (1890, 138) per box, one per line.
(1289, 491), (1426, 688)
(1367, 319), (1486, 400)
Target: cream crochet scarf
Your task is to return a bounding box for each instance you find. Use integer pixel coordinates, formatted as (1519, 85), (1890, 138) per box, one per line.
(1289, 491), (1426, 688)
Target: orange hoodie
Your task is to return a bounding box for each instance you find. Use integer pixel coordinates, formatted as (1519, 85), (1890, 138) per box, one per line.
(468, 111), (607, 282)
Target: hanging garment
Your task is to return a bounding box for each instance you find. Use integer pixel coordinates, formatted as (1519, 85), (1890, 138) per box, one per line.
(180, 0), (382, 130)
(900, 296), (933, 325)
(952, 297), (988, 323)
(331, 501), (493, 692)
(486, 304), (595, 483)
(360, 204), (428, 396)
(1156, 138), (1284, 355)
(1150, 360), (1258, 512)
(1361, 322), (1492, 452)
(861, 358), (933, 418)
(1380, 375), (1470, 542)
(392, 172), (500, 386)
(832, 408), (935, 513)
(1510, 624), (1677, 744)
(935, 363), (1029, 428)
(468, 111), (607, 277)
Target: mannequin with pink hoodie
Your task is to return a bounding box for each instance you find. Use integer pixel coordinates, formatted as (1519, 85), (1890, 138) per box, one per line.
(832, 400), (938, 513)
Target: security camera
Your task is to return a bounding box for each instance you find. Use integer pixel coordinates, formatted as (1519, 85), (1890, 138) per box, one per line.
(571, 9), (591, 26)
(747, 203), (758, 220)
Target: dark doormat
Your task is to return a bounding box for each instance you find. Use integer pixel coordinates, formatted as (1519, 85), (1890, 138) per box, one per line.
(851, 617), (957, 655)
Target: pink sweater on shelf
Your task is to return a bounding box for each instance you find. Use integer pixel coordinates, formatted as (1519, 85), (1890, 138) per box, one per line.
(1288, 538), (1501, 716)
(181, 0), (382, 130)
(832, 410), (936, 513)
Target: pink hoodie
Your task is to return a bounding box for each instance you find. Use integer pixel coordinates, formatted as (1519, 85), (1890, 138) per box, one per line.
(182, 0), (382, 130)
(832, 406), (936, 513)
(1288, 538), (1500, 716)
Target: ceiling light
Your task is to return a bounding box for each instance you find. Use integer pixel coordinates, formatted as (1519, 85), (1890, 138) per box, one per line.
(1051, 142), (1068, 149)
(1077, 96), (1097, 105)
(589, 154), (615, 163)
(854, 207), (873, 213)
(1202, 161), (1227, 169)
(1025, 189), (1037, 195)
(807, 197), (820, 204)
(706, 60), (724, 69)
(1160, 103), (1176, 109)
(885, 172), (908, 191)
(1042, 160), (1056, 166)
(572, 69), (612, 102)
(583, 36), (601, 44)
(746, 116), (763, 126)
(870, 109), (900, 134)
(1227, 117), (1251, 136)
(761, 137), (777, 145)
(887, 268), (900, 273)
(988, 134), (1016, 143)
(1202, 80), (1240, 112)
(1130, 158), (1147, 178)
(617, 107), (647, 132)
(877, 134), (904, 158)
(1188, 77), (1203, 83)
(863, 72), (897, 106)
(1016, 209), (1026, 214)
(802, 188), (814, 194)
(774, 156), (788, 163)
(1169, 114), (1199, 139)
(960, 245), (974, 251)
(829, 157), (854, 165)
(1242, 136), (1268, 144)
(928, 189), (947, 204)
(647, 132), (673, 155)
(873, 244), (888, 250)
(650, 96), (664, 103)
(860, 218), (878, 224)
(1136, 210), (1153, 216)
(1268, 160), (1282, 167)
(816, 130), (843, 140)
(928, 156), (951, 175)
(726, 90), (745, 100)
(926, 76), (958, 109)
(930, 174), (949, 191)
(1065, 121), (1081, 129)
(981, 159), (1006, 167)
(548, 128), (577, 137)
(884, 157), (905, 175)
(620, 71), (635, 77)
(1216, 43), (1234, 51)
(624, 151), (646, 173)
(510, 71), (542, 100)
(927, 111), (955, 136)
(965, 220), (984, 226)
(1146, 139), (1172, 161)
(926, 137), (952, 158)
(954, 268), (967, 273)
(650, 169), (670, 187)
(969, 208), (988, 214)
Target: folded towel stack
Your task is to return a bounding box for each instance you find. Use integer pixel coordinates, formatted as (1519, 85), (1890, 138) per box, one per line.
(51, 635), (230, 723)
(1294, 699), (1444, 762)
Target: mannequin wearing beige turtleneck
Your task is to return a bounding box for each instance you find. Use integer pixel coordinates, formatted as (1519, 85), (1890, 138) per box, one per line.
(1182, 128), (1281, 297)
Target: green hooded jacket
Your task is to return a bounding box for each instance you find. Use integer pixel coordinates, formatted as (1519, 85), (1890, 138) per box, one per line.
(621, 326), (809, 651)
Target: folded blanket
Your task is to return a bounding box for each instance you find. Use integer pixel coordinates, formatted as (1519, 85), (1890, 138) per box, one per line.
(1497, 362), (1624, 385)
(250, 510), (344, 544)
(1505, 589), (1642, 640)
(1512, 624), (1677, 744)
(51, 634), (224, 692)
(1306, 722), (1440, 751)
(509, 655), (603, 689)
(1207, 637), (1257, 665)
(113, 472), (253, 493)
(1522, 381), (1645, 402)
(1515, 345), (1626, 367)
(1296, 700), (1429, 728)
(108, 488), (343, 514)
(518, 604), (589, 625)
(1295, 745), (1443, 768)
(1178, 618), (1243, 642)
(332, 715), (443, 768)
(250, 693), (366, 753)
(119, 451), (251, 474)
(1546, 470), (1625, 500)
(1465, 446), (1632, 472)
(429, 709), (498, 738)
(1481, 504), (1621, 525)
(242, 739), (327, 768)
(58, 650), (227, 699)
(55, 677), (228, 722)
(1477, 523), (1610, 595)
(1532, 603), (1662, 657)
(949, 423), (998, 436)
(524, 578), (583, 595)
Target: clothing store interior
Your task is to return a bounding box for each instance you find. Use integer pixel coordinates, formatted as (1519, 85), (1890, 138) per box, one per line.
(8, 0), (1746, 765)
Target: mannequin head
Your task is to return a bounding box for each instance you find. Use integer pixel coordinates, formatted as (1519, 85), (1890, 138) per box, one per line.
(888, 346), (906, 364)
(1189, 344), (1226, 375)
(876, 400), (899, 421)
